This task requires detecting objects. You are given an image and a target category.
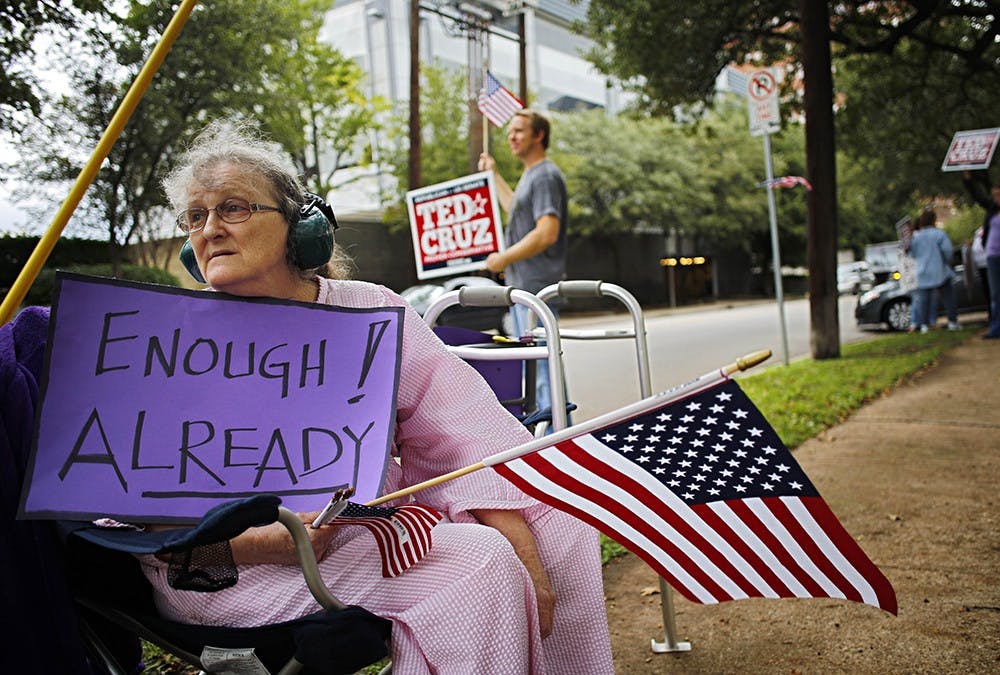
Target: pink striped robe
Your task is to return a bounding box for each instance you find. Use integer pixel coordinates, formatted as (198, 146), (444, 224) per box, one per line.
(139, 279), (613, 674)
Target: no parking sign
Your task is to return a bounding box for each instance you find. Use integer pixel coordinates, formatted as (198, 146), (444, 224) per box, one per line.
(747, 68), (781, 137)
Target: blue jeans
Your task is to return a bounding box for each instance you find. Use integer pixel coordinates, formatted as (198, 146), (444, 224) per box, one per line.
(914, 280), (957, 328)
(911, 288), (927, 329)
(511, 303), (569, 424)
(987, 256), (1000, 337)
(928, 279), (958, 326)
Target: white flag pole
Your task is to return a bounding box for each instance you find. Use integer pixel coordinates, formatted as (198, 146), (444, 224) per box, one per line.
(366, 350), (771, 507)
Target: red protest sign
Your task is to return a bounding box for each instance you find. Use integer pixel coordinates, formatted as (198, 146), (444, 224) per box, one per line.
(941, 128), (1000, 172)
(406, 172), (505, 280)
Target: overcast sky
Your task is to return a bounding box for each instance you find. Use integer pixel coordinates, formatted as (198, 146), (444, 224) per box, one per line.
(0, 201), (29, 234)
(1, 136), (31, 235)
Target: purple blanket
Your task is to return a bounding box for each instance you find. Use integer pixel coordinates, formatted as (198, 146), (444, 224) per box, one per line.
(0, 306), (99, 674)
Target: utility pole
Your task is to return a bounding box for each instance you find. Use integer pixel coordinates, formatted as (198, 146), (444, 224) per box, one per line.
(799, 0), (840, 359)
(518, 12), (527, 104)
(408, 0), (421, 190)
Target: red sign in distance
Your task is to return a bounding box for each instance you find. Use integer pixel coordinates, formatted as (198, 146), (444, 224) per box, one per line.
(406, 171), (505, 280)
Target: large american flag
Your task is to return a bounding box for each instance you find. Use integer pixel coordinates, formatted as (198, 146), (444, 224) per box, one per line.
(334, 503), (443, 578)
(493, 378), (897, 614)
(478, 70), (524, 128)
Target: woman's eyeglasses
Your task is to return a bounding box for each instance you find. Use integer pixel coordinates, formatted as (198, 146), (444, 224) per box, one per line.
(176, 198), (281, 233)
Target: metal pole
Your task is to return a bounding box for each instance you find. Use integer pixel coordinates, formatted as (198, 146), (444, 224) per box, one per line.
(763, 133), (790, 365)
(482, 30), (489, 155)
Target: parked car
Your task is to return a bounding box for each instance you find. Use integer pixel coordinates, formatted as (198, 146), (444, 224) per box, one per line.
(837, 261), (877, 295)
(855, 265), (988, 331)
(400, 275), (510, 333)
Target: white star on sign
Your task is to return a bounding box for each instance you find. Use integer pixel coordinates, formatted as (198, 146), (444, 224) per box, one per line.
(472, 193), (489, 216)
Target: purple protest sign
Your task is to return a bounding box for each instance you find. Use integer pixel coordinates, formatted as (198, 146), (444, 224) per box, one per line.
(18, 273), (402, 523)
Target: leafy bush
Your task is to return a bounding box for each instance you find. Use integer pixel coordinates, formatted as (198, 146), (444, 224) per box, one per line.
(22, 264), (181, 307)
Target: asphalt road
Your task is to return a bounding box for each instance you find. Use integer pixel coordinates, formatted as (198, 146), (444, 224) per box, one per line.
(559, 294), (869, 423)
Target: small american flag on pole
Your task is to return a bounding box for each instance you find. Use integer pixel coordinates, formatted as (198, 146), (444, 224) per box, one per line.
(478, 70), (524, 128)
(334, 503), (443, 578)
(757, 175), (813, 190)
(492, 377), (897, 614)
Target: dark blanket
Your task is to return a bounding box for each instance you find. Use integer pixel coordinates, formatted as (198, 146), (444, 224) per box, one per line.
(0, 306), (104, 674)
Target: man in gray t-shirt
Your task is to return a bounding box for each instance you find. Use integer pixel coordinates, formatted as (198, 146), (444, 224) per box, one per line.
(503, 158), (568, 293)
(479, 109), (568, 418)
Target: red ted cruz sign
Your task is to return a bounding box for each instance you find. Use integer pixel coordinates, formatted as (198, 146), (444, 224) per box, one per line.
(406, 171), (505, 280)
(941, 128), (1000, 172)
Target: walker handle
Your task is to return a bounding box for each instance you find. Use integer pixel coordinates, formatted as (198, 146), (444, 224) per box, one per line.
(554, 280), (604, 298)
(458, 285), (515, 307)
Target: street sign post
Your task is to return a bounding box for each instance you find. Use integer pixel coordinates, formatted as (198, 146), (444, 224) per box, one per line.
(747, 68), (781, 138)
(746, 67), (789, 365)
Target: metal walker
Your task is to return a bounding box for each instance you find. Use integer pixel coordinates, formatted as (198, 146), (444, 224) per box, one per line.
(424, 280), (691, 652)
(535, 280), (692, 654)
(422, 284), (570, 432)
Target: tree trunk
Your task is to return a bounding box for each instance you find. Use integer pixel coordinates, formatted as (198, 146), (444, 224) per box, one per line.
(799, 0), (840, 359)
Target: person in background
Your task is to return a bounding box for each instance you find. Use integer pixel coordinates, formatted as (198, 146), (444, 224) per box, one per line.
(478, 109), (568, 420)
(146, 119), (614, 674)
(962, 171), (1000, 338)
(907, 209), (959, 333)
(963, 226), (990, 321)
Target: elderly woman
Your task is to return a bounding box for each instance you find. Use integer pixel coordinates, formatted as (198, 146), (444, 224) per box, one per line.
(147, 120), (613, 674)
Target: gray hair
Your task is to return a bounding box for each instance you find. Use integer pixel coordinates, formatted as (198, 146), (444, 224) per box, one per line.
(163, 119), (351, 279)
(163, 119), (304, 224)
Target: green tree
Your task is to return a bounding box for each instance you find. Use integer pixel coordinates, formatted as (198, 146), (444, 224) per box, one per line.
(10, 0), (379, 271)
(551, 101), (813, 285)
(581, 1), (997, 115)
(835, 16), (1000, 210)
(0, 0), (102, 133)
(578, 0), (997, 357)
(578, 1), (999, 224)
(258, 19), (387, 198)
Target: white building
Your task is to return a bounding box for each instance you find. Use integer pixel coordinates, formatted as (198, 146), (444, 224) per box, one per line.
(318, 0), (629, 213)
(322, 0), (624, 111)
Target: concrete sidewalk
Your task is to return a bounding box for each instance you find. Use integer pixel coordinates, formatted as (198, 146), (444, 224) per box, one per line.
(604, 331), (1000, 673)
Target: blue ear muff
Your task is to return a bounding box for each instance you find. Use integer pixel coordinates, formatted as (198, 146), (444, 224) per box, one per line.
(292, 193), (337, 269)
(178, 192), (338, 283)
(179, 240), (206, 283)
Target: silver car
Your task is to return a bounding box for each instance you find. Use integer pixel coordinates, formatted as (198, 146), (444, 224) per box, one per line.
(837, 261), (877, 295)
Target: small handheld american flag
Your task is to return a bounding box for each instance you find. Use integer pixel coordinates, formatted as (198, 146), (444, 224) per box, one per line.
(328, 502), (443, 578)
(757, 175), (813, 190)
(478, 70), (524, 128)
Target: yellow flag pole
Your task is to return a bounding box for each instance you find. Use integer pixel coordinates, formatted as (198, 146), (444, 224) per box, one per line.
(0, 0), (200, 326)
(366, 350), (772, 506)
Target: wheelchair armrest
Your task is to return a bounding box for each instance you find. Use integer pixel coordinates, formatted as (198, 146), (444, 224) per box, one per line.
(159, 494), (282, 553)
(166, 499), (346, 611)
(276, 507), (346, 611)
(66, 495), (347, 612)
(62, 494), (283, 555)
